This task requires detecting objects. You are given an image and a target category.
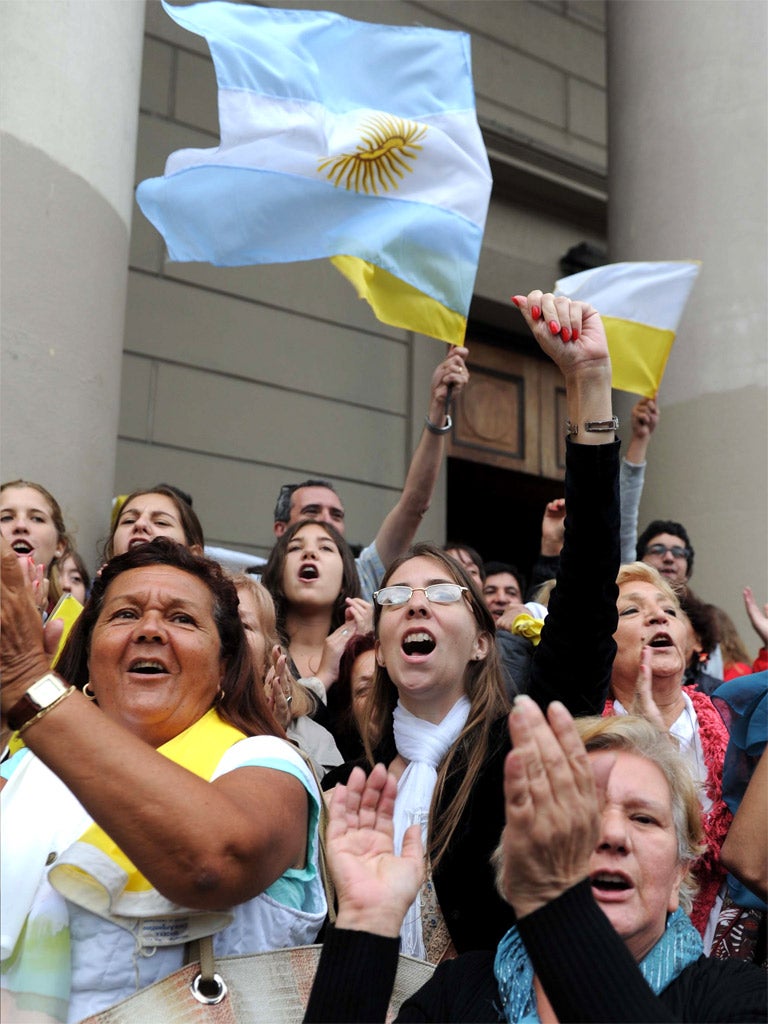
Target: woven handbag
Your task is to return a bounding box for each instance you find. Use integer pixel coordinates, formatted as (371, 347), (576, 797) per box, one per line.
(79, 939), (435, 1024)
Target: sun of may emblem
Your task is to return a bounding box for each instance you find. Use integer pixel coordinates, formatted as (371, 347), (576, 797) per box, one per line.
(318, 114), (428, 195)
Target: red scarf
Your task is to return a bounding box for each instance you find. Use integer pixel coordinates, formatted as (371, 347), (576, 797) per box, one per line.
(603, 689), (731, 935)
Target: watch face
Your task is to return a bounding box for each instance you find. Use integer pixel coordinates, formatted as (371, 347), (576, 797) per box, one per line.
(29, 674), (67, 707)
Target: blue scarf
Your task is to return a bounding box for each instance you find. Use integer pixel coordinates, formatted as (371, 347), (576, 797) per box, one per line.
(493, 907), (703, 1023)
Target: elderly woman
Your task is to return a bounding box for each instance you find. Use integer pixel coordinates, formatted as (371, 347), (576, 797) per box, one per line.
(304, 702), (766, 1023)
(261, 519), (371, 695)
(605, 561), (732, 942)
(321, 290), (621, 959)
(1, 539), (326, 1023)
(104, 484), (204, 559)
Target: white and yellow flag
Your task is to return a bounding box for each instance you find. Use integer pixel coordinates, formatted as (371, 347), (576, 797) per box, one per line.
(555, 261), (701, 397)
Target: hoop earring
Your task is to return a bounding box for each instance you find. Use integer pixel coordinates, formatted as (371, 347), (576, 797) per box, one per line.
(83, 681), (97, 701)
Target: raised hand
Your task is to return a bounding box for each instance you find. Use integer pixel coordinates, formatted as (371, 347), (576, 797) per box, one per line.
(743, 587), (768, 646)
(329, 764), (425, 937)
(264, 645), (294, 728)
(1, 540), (51, 712)
(631, 646), (667, 732)
(540, 498), (566, 557)
(316, 599), (373, 690)
(631, 397), (659, 441)
(499, 696), (613, 919)
(511, 291), (610, 379)
(430, 346), (470, 416)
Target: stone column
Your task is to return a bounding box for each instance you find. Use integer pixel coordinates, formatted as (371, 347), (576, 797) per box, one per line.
(1, 1), (146, 566)
(607, 0), (767, 639)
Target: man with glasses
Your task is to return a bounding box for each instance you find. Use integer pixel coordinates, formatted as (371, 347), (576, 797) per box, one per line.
(636, 518), (695, 588)
(269, 347), (470, 599)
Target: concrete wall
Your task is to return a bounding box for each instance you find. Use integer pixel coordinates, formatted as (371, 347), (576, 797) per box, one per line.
(120, 0), (607, 561)
(1, 1), (145, 563)
(608, 0), (768, 644)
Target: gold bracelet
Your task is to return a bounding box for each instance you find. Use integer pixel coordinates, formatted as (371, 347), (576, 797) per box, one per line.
(16, 685), (75, 736)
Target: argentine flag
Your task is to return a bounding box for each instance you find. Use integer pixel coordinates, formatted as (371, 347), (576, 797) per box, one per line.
(555, 261), (701, 397)
(136, 1), (492, 346)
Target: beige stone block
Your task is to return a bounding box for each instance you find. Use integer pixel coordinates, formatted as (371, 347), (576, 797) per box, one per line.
(479, 98), (607, 171)
(419, 0), (605, 87)
(144, 0), (209, 55)
(164, 260), (408, 341)
(568, 77), (606, 145)
(474, 41), (566, 127)
(566, 0), (606, 30)
(175, 50), (218, 134)
(114, 437), (405, 557)
(140, 36), (172, 117)
(124, 273), (408, 411)
(149, 363), (407, 487)
(118, 355), (153, 440)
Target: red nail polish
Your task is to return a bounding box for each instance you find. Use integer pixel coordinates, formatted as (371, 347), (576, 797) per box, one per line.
(531, 305), (541, 320)
(572, 327), (579, 341)
(510, 295), (521, 308)
(549, 320), (560, 335)
(561, 327), (571, 343)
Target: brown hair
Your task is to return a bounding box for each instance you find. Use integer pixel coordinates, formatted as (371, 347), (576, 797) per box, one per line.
(261, 518), (361, 646)
(104, 486), (205, 560)
(712, 606), (751, 669)
(56, 538), (282, 739)
(230, 573), (315, 719)
(1, 479), (72, 605)
(366, 543), (508, 870)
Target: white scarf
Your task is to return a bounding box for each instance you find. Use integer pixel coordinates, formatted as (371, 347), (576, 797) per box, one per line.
(392, 696), (471, 958)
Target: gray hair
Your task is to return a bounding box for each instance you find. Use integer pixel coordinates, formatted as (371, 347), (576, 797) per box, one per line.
(273, 478), (337, 523)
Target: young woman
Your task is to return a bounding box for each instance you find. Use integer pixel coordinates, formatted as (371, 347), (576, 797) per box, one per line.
(104, 485), (204, 559)
(261, 520), (371, 696)
(231, 572), (343, 777)
(1, 479), (71, 611)
(323, 289), (621, 959)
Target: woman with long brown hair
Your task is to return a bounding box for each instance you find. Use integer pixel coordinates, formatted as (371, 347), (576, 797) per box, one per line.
(324, 289), (621, 960)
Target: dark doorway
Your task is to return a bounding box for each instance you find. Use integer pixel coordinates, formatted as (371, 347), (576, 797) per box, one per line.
(446, 456), (563, 593)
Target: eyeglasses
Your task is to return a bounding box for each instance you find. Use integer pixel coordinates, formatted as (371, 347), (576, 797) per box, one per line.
(373, 584), (469, 607)
(645, 543), (691, 559)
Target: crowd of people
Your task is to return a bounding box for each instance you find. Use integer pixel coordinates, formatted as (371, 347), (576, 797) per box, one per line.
(1, 293), (765, 1023)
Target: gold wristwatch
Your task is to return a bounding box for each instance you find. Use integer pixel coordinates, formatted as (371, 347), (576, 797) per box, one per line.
(7, 672), (73, 732)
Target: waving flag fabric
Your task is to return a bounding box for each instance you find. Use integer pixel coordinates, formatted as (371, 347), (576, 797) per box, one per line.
(136, 1), (492, 345)
(555, 261), (701, 397)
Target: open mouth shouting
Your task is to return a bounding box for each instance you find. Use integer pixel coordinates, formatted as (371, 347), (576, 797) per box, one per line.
(401, 629), (436, 658)
(646, 632), (673, 649)
(298, 563), (319, 581)
(11, 540), (34, 556)
(127, 658), (169, 676)
(590, 870), (633, 900)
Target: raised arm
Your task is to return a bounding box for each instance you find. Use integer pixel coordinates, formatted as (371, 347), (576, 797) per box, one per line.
(512, 292), (620, 716)
(373, 348), (469, 569)
(720, 745), (768, 903)
(620, 397), (659, 563)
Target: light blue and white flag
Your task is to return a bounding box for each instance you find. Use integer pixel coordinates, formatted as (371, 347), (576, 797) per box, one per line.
(136, 1), (492, 345)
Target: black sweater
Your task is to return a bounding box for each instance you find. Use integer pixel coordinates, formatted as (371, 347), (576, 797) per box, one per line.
(305, 881), (767, 1024)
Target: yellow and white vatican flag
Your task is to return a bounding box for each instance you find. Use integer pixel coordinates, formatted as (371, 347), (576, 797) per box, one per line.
(136, 2), (492, 345)
(555, 261), (701, 397)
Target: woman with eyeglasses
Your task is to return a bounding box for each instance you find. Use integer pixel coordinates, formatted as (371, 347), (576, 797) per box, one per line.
(322, 290), (621, 960)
